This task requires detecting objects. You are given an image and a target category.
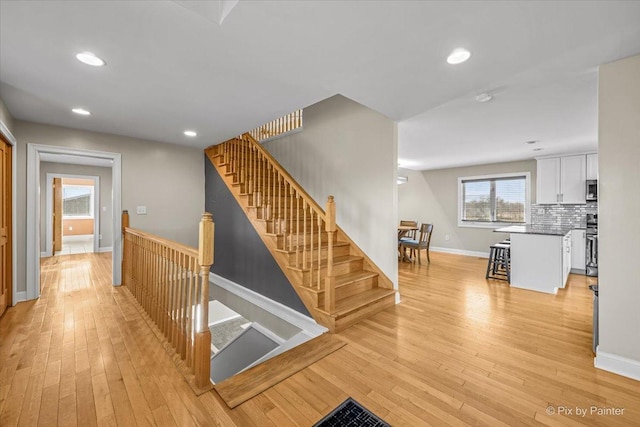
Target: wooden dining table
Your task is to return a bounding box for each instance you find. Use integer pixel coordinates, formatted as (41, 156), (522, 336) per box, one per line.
(398, 225), (418, 262)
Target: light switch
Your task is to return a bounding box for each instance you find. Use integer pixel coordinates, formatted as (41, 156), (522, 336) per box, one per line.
(136, 206), (147, 215)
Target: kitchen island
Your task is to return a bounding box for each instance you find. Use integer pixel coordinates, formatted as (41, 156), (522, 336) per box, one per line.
(495, 225), (572, 294)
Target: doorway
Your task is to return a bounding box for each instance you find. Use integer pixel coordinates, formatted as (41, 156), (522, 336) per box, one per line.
(26, 144), (122, 301)
(45, 174), (101, 257)
(0, 134), (12, 316)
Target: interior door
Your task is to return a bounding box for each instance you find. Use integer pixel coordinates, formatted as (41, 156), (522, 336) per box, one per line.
(0, 136), (12, 316)
(53, 177), (62, 254)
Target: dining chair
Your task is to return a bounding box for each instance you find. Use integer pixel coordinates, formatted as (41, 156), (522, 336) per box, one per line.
(400, 223), (433, 264)
(398, 220), (418, 241)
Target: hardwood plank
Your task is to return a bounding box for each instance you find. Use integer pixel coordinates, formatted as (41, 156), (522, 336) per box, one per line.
(214, 333), (346, 408)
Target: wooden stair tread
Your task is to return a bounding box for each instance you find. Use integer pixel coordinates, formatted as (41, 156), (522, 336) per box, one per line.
(300, 270), (378, 293)
(214, 334), (346, 408)
(318, 287), (396, 317)
(287, 255), (362, 272)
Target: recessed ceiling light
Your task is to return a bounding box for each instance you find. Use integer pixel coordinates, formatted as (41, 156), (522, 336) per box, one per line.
(533, 148), (544, 152)
(72, 108), (91, 116)
(76, 51), (106, 67)
(446, 48), (471, 65)
(475, 93), (493, 103)
(184, 130), (197, 137)
(525, 140), (538, 145)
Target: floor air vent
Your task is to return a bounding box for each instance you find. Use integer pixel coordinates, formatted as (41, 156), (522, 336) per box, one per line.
(313, 397), (390, 427)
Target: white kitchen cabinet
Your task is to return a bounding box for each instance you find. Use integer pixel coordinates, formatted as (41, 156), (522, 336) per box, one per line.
(587, 153), (598, 180)
(536, 155), (586, 204)
(571, 229), (586, 273)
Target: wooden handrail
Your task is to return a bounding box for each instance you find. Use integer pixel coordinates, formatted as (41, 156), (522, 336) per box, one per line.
(248, 110), (302, 142)
(122, 211), (213, 390)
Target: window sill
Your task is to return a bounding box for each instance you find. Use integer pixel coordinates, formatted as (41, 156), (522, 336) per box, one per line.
(458, 222), (525, 230)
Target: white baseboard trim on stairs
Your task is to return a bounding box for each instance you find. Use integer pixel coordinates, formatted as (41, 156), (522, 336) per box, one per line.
(13, 291), (27, 304)
(430, 246), (490, 259)
(209, 272), (328, 336)
(98, 247), (113, 253)
(595, 350), (640, 381)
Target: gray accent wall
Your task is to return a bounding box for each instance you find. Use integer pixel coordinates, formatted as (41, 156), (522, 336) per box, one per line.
(204, 158), (310, 316)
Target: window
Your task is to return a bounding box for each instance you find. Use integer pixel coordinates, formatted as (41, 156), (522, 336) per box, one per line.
(458, 172), (530, 227)
(63, 185), (94, 218)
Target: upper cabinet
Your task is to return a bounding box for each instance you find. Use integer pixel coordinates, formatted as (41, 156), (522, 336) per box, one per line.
(587, 153), (598, 180)
(536, 155), (587, 204)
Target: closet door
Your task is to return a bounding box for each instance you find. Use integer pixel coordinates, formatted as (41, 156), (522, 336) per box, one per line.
(0, 137), (11, 316)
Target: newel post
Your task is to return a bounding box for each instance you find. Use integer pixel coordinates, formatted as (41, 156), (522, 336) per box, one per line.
(195, 212), (214, 388)
(325, 196), (337, 313)
(122, 210), (129, 285)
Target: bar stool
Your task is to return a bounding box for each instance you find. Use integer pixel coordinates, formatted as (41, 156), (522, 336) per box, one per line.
(486, 242), (511, 282)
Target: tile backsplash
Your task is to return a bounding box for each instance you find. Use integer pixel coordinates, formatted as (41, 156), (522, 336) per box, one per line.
(531, 202), (598, 228)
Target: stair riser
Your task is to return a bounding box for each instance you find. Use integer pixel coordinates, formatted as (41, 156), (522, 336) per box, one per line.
(299, 259), (364, 284)
(333, 294), (396, 332)
(283, 245), (351, 265)
(262, 219), (324, 235)
(271, 233), (331, 248)
(307, 276), (379, 307)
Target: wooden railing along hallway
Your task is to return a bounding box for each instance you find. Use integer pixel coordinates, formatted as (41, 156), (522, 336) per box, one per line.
(248, 110), (302, 142)
(205, 133), (396, 332)
(122, 211), (214, 391)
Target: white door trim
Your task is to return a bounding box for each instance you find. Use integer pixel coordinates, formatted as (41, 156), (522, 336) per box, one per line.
(45, 173), (100, 256)
(27, 144), (122, 300)
(0, 121), (18, 306)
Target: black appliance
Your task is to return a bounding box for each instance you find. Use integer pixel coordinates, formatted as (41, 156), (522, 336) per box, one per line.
(586, 214), (598, 277)
(586, 180), (598, 201)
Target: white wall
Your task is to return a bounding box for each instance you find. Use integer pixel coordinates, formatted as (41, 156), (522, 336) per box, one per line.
(14, 120), (205, 295)
(263, 95), (398, 288)
(39, 163), (113, 251)
(398, 160), (537, 255)
(597, 54), (640, 378)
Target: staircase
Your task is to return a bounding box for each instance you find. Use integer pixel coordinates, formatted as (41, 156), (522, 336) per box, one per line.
(205, 134), (396, 332)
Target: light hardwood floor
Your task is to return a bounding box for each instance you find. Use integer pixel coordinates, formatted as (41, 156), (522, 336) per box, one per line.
(1, 252), (638, 426)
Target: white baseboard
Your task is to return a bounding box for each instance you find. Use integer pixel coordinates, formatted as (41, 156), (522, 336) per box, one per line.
(209, 272), (327, 336)
(40, 251), (50, 258)
(63, 234), (94, 242)
(13, 291), (28, 304)
(430, 246), (490, 258)
(98, 247), (113, 253)
(595, 350), (640, 381)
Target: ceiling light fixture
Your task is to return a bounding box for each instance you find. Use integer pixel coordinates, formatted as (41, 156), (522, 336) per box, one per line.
(72, 108), (91, 116)
(525, 140), (538, 145)
(446, 48), (471, 65)
(184, 130), (197, 137)
(75, 51), (106, 67)
(475, 93), (493, 103)
(533, 148), (544, 152)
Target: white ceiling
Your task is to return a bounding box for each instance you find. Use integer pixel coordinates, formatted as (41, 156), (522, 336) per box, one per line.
(1, 1), (639, 170)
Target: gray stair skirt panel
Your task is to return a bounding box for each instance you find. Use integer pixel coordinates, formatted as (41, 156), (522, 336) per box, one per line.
(210, 323), (279, 384)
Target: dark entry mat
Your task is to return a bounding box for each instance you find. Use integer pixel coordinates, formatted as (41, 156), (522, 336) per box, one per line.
(313, 397), (391, 427)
